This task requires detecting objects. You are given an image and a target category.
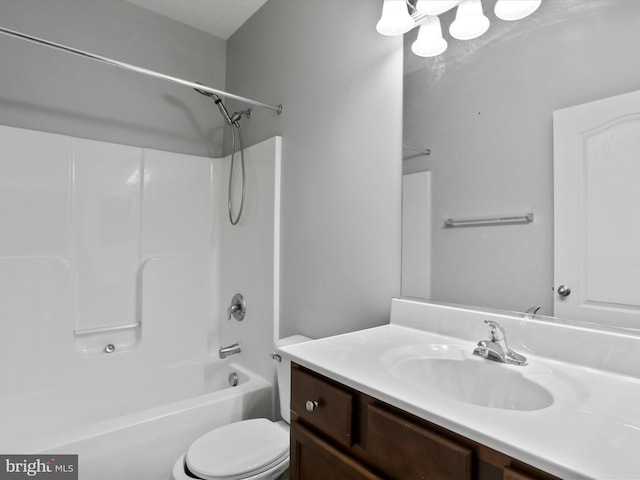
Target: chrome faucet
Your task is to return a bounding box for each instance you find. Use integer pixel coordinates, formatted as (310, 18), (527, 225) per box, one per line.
(219, 343), (241, 359)
(473, 320), (527, 366)
(524, 305), (541, 318)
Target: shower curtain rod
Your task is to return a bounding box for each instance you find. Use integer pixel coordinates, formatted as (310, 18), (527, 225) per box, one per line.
(0, 26), (283, 115)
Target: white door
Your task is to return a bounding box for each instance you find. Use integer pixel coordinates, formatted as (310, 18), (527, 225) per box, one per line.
(554, 90), (640, 329)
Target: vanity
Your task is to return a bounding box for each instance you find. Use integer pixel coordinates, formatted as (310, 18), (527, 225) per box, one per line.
(289, 364), (557, 480)
(279, 298), (640, 480)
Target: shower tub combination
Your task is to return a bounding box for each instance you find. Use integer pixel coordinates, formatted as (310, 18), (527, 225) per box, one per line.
(0, 24), (284, 480)
(1, 360), (272, 479)
(0, 125), (282, 478)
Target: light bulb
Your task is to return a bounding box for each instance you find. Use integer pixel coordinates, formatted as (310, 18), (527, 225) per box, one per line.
(449, 0), (490, 40)
(494, 0), (541, 21)
(415, 0), (461, 16)
(376, 0), (415, 36)
(411, 17), (448, 57)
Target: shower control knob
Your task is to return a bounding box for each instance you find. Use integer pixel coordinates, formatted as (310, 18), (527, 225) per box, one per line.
(305, 400), (319, 412)
(556, 285), (572, 297)
(227, 293), (246, 321)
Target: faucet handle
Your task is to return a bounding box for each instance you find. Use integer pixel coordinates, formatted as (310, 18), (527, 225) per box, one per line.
(477, 320), (527, 366)
(227, 293), (246, 321)
(484, 320), (505, 342)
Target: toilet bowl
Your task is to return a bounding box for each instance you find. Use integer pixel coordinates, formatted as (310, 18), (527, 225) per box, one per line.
(172, 335), (311, 480)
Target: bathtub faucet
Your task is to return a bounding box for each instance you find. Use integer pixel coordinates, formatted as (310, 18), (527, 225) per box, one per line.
(219, 343), (242, 359)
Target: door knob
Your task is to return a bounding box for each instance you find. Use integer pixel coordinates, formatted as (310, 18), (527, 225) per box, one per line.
(556, 285), (571, 297)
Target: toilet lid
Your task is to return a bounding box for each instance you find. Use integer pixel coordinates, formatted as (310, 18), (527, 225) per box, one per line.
(186, 418), (289, 480)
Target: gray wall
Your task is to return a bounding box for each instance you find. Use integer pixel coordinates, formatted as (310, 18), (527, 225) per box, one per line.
(0, 0), (227, 156)
(403, 0), (640, 315)
(226, 0), (404, 339)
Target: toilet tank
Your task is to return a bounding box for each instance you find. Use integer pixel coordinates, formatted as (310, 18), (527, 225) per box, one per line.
(274, 335), (312, 423)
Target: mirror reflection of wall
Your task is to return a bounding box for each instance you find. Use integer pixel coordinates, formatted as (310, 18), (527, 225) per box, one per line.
(402, 171), (431, 299)
(402, 0), (640, 324)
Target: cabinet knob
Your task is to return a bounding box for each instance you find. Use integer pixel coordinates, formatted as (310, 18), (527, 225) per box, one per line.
(305, 400), (319, 412)
(556, 285), (571, 297)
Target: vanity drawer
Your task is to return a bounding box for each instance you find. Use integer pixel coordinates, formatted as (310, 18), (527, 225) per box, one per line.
(503, 465), (560, 480)
(291, 365), (354, 447)
(367, 403), (474, 480)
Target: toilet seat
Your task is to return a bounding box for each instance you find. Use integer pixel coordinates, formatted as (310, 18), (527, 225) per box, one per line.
(185, 419), (289, 480)
(174, 454), (288, 480)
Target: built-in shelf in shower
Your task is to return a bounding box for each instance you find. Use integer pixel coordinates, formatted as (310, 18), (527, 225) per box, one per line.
(75, 322), (141, 357)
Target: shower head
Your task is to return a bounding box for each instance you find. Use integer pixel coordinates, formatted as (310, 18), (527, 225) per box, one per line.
(194, 83), (236, 126)
(193, 83), (215, 98)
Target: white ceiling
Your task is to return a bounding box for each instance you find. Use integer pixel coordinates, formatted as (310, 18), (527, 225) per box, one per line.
(125, 0), (269, 40)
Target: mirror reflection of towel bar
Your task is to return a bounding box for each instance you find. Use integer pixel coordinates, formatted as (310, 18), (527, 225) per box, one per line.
(444, 213), (534, 228)
(402, 144), (431, 156)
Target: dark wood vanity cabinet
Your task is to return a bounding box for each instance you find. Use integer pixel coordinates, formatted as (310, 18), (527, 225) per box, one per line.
(290, 364), (560, 480)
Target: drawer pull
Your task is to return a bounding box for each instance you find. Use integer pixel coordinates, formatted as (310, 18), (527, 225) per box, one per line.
(305, 400), (319, 412)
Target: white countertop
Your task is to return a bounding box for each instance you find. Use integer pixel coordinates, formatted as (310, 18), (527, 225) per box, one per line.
(280, 300), (640, 480)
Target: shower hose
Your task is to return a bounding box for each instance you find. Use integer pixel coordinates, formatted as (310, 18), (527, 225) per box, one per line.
(228, 123), (245, 225)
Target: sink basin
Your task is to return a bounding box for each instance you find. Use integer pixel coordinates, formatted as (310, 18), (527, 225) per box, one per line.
(384, 345), (555, 411)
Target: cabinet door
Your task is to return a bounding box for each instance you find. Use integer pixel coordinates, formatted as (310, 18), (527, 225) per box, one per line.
(290, 422), (383, 480)
(291, 365), (354, 447)
(367, 404), (474, 480)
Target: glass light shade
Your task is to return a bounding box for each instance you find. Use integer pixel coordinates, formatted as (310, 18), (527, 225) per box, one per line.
(494, 0), (541, 21)
(415, 0), (461, 16)
(376, 0), (415, 36)
(449, 0), (490, 40)
(411, 17), (448, 57)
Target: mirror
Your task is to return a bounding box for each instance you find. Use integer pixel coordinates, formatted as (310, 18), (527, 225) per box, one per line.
(402, 0), (640, 330)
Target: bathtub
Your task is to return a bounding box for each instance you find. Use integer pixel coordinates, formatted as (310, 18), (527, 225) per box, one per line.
(0, 360), (273, 479)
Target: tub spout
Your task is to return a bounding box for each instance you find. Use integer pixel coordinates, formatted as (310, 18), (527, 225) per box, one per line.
(219, 343), (241, 359)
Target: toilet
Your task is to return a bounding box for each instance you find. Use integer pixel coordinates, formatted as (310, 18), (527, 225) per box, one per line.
(172, 335), (311, 480)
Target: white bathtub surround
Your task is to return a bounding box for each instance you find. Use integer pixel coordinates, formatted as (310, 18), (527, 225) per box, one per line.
(280, 298), (640, 480)
(217, 136), (282, 383)
(0, 125), (216, 373)
(0, 125), (283, 478)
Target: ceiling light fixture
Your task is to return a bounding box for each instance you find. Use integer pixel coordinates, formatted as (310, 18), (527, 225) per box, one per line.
(376, 0), (416, 36)
(494, 0), (542, 21)
(411, 16), (448, 57)
(376, 0), (543, 58)
(415, 0), (460, 16)
(449, 0), (490, 40)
